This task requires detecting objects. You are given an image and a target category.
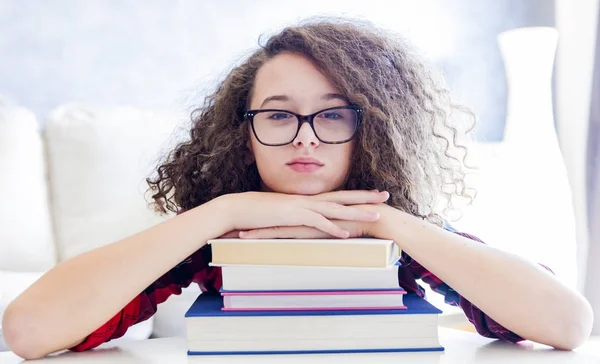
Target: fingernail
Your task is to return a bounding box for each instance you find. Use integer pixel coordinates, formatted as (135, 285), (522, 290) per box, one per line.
(382, 191), (390, 199)
(373, 212), (381, 219)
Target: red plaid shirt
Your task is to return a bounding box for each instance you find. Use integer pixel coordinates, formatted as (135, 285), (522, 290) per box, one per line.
(70, 228), (552, 351)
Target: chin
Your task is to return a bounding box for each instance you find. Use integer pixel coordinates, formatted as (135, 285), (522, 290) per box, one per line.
(272, 181), (333, 196)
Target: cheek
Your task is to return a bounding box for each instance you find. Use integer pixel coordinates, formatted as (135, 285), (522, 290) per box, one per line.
(252, 144), (284, 173)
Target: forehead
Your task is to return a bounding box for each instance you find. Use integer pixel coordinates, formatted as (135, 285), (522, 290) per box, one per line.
(250, 52), (342, 109)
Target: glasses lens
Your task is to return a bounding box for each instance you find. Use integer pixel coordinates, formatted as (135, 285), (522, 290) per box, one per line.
(253, 111), (298, 145)
(313, 108), (358, 142)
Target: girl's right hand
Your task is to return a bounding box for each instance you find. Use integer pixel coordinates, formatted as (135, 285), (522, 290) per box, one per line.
(215, 190), (389, 239)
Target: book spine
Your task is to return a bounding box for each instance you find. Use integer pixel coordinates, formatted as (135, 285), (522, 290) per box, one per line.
(221, 306), (408, 312)
(220, 289), (407, 296)
(188, 346), (444, 355)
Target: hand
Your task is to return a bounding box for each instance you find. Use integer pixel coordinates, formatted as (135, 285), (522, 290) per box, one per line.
(215, 190), (390, 239)
(237, 220), (366, 239)
(237, 203), (389, 239)
(218, 230), (242, 238)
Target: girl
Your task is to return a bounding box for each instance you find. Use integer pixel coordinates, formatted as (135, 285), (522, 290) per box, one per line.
(3, 19), (592, 359)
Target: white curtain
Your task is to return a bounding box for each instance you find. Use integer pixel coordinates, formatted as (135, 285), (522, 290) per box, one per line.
(555, 0), (600, 333)
(584, 7), (600, 335)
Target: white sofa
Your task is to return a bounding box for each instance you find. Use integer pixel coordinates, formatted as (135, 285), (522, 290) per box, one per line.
(0, 99), (202, 351)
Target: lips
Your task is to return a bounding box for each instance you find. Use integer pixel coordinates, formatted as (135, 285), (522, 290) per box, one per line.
(287, 157), (324, 166)
(286, 157), (324, 173)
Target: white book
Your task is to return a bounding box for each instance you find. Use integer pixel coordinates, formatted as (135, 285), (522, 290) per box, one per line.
(213, 263), (401, 291)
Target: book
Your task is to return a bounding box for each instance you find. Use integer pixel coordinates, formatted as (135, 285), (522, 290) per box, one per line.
(221, 288), (407, 311)
(185, 292), (443, 355)
(215, 263), (401, 291)
(208, 238), (399, 268)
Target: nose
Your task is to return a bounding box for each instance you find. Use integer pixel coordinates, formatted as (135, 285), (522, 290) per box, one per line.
(292, 121), (320, 148)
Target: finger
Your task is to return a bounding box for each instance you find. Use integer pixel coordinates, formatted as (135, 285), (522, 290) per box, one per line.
(219, 230), (241, 238)
(240, 226), (332, 239)
(240, 220), (363, 239)
(310, 190), (389, 205)
(298, 210), (349, 238)
(332, 219), (365, 238)
(308, 201), (380, 222)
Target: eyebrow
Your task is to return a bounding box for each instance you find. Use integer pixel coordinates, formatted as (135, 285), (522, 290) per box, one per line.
(259, 93), (348, 108)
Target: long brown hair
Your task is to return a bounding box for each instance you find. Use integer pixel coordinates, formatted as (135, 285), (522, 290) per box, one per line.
(146, 17), (476, 225)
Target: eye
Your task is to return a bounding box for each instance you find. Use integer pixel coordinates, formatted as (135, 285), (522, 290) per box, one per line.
(318, 112), (343, 120)
(267, 112), (293, 120)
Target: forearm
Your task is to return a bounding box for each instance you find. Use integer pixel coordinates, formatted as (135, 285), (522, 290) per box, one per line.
(377, 207), (593, 350)
(2, 197), (230, 359)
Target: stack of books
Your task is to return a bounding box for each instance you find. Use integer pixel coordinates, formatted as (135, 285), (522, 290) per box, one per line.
(185, 238), (443, 356)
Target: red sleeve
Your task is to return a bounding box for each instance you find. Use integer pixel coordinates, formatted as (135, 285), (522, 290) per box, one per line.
(404, 228), (554, 343)
(69, 244), (221, 352)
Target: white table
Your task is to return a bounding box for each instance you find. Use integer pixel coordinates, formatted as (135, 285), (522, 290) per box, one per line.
(1, 328), (599, 363)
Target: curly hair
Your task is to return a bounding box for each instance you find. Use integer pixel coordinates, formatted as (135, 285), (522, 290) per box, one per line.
(146, 17), (476, 226)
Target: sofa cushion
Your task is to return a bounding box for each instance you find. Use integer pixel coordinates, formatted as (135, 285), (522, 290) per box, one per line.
(43, 103), (193, 340)
(0, 99), (56, 272)
(43, 103), (185, 261)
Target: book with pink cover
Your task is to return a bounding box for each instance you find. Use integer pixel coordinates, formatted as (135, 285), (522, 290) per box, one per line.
(221, 288), (407, 311)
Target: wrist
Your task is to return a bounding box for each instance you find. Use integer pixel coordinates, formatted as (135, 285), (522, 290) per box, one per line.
(378, 205), (437, 248)
(369, 204), (392, 238)
(202, 193), (238, 234)
(369, 204), (411, 240)
(357, 203), (393, 238)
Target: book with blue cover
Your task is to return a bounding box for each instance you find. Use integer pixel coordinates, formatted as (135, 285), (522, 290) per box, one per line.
(185, 292), (443, 355)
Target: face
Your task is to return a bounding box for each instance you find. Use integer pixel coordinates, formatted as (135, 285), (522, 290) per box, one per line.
(248, 52), (355, 195)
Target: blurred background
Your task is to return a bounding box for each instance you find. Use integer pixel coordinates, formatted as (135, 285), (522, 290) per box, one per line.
(0, 0), (556, 140)
(1, 0), (599, 345)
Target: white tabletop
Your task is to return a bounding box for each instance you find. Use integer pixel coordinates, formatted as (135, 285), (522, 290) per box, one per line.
(1, 328), (599, 363)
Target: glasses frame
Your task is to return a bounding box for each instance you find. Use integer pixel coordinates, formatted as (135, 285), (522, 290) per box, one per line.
(244, 105), (363, 146)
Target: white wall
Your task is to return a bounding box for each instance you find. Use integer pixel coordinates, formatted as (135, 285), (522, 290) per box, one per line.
(0, 1), (465, 122)
(0, 0), (551, 141)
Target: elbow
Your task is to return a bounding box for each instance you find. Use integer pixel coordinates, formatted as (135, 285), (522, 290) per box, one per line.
(2, 302), (50, 360)
(550, 295), (595, 351)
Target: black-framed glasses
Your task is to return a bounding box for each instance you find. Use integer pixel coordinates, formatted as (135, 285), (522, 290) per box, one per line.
(244, 105), (363, 146)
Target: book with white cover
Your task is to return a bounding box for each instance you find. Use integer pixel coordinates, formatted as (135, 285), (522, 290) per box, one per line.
(213, 263), (401, 291)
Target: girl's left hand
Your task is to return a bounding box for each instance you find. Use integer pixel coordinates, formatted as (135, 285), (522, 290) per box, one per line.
(237, 220), (365, 239)
(237, 204), (389, 239)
